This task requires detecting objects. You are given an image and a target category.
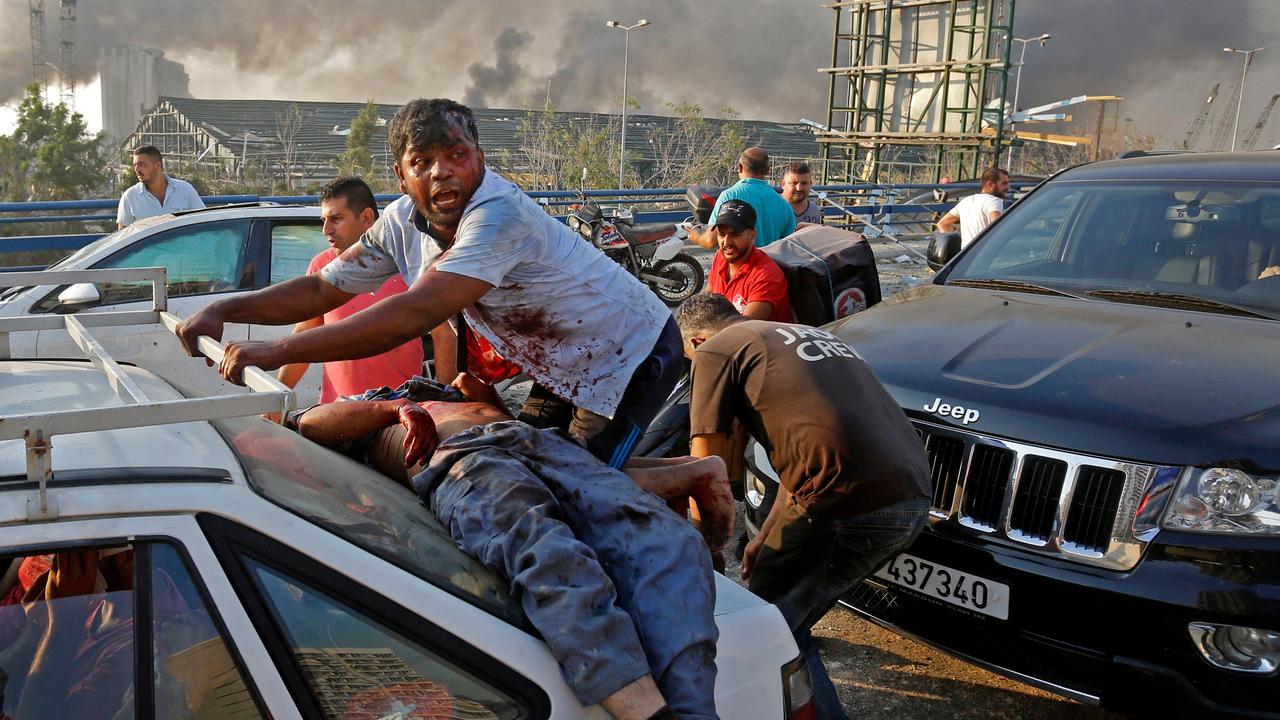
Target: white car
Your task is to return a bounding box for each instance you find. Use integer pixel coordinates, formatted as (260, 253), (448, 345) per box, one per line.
(0, 269), (811, 720)
(0, 204), (332, 402)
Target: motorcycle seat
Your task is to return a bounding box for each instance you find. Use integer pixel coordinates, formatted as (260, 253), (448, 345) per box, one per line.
(622, 222), (676, 246)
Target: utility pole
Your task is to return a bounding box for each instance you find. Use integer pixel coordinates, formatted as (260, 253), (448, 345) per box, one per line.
(605, 19), (650, 189)
(1223, 46), (1264, 151)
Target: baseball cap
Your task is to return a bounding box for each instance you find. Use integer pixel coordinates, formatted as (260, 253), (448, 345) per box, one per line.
(712, 199), (756, 232)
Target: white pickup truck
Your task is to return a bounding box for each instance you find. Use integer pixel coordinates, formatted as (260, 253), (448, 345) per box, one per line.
(0, 268), (810, 720)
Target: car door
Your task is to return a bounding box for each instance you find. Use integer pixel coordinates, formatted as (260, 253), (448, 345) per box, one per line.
(0, 516), (300, 719)
(243, 218), (329, 404)
(31, 218), (258, 397)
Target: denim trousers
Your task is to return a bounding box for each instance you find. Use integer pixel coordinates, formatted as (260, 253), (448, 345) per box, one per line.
(749, 494), (930, 720)
(416, 421), (720, 719)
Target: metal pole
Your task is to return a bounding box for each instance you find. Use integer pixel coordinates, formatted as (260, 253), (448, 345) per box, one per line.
(1228, 49), (1249, 149)
(619, 29), (630, 189)
(1007, 41), (1028, 171)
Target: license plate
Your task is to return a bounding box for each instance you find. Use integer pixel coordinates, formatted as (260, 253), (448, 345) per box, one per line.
(872, 552), (1010, 620)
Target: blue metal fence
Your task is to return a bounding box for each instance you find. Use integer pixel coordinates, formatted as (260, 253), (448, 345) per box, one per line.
(1, 181), (1037, 268)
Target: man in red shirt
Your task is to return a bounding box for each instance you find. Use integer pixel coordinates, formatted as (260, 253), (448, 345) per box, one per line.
(277, 177), (424, 402)
(706, 200), (792, 322)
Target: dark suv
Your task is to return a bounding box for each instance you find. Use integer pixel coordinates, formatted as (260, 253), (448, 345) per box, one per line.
(744, 152), (1280, 717)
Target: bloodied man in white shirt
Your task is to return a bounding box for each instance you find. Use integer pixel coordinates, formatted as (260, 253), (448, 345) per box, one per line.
(177, 98), (681, 468)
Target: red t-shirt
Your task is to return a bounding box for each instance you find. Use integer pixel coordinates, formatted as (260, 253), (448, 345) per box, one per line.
(310, 249), (425, 402)
(708, 248), (792, 322)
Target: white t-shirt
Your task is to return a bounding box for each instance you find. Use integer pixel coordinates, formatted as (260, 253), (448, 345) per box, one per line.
(319, 169), (669, 418)
(116, 176), (205, 226)
(947, 193), (1003, 247)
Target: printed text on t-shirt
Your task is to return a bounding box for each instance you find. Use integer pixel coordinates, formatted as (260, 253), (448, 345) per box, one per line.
(774, 326), (864, 362)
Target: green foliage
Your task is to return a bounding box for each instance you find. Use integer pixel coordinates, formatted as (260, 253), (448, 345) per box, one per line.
(337, 99), (380, 179)
(645, 102), (750, 189)
(0, 84), (110, 201)
(515, 99), (623, 190)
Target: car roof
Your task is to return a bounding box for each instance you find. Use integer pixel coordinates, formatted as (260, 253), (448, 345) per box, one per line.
(0, 359), (244, 483)
(1057, 150), (1280, 183)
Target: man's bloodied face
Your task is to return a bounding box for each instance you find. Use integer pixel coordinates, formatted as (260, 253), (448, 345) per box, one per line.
(394, 127), (485, 231)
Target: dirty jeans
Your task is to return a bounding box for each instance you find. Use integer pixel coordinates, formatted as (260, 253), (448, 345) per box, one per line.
(414, 421), (719, 719)
(749, 495), (930, 720)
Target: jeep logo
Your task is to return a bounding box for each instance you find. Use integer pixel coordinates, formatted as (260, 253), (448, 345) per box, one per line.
(923, 397), (981, 425)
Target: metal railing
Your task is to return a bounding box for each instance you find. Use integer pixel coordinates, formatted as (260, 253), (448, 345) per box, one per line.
(0, 181), (1038, 270)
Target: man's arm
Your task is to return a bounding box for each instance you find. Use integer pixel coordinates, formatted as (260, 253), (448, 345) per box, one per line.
(218, 270), (492, 384)
(177, 274), (356, 358)
(430, 323), (459, 384)
(987, 209), (1002, 223)
(740, 301), (775, 321)
(275, 316), (323, 388)
(936, 211), (960, 233)
(741, 484), (793, 580)
(297, 398), (437, 467)
(686, 224), (718, 249)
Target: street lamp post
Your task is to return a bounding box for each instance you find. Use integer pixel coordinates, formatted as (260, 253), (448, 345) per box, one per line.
(1007, 33), (1051, 171)
(1224, 46), (1265, 151)
(606, 19), (650, 189)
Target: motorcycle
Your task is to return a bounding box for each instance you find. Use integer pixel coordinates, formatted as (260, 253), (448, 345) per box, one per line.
(565, 176), (705, 307)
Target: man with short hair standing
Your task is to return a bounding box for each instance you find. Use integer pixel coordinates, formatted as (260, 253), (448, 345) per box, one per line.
(678, 293), (930, 720)
(116, 145), (205, 228)
(782, 161), (823, 226)
(706, 200), (791, 322)
(692, 147), (795, 249)
(275, 177), (423, 402)
(936, 166), (1009, 248)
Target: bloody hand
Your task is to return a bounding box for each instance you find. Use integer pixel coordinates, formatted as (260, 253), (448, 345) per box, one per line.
(397, 402), (439, 468)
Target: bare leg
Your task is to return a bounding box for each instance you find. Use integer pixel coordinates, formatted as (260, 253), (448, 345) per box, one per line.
(624, 455), (735, 554)
(599, 675), (668, 720)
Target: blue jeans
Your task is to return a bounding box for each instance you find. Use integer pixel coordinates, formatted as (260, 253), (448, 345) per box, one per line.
(749, 495), (930, 720)
(416, 421), (719, 720)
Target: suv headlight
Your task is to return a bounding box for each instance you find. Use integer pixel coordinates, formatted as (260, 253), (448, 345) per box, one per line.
(1164, 467), (1280, 535)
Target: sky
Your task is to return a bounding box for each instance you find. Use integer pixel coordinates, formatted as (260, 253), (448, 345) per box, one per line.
(1, 0), (1278, 147)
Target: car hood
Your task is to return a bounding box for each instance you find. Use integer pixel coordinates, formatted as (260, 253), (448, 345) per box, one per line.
(833, 284), (1280, 471)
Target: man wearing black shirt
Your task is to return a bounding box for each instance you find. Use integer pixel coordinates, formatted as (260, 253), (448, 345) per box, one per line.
(678, 293), (930, 720)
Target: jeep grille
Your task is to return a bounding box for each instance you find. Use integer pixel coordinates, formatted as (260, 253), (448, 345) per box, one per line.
(917, 420), (1159, 571)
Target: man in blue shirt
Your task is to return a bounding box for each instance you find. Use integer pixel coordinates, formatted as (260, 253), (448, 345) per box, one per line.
(691, 147), (795, 248)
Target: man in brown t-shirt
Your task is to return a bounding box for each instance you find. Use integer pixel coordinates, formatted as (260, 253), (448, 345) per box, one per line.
(677, 293), (930, 720)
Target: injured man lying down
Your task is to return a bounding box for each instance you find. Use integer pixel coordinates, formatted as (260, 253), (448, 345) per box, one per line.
(288, 374), (735, 720)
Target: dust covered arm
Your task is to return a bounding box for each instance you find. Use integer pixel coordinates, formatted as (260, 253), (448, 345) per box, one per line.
(296, 398), (438, 468)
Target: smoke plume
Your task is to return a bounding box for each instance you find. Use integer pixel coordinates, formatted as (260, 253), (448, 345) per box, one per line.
(1, 0), (1276, 144)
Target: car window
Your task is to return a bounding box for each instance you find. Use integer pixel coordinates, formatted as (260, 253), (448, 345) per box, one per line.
(948, 181), (1280, 317)
(0, 541), (263, 720)
(32, 219), (254, 312)
(212, 417), (526, 628)
(270, 223), (327, 285)
(246, 557), (525, 720)
(151, 543), (266, 720)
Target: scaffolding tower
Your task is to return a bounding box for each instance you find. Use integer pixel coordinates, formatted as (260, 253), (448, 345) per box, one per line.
(816, 0), (1016, 184)
(58, 0), (76, 108)
(29, 0), (48, 100)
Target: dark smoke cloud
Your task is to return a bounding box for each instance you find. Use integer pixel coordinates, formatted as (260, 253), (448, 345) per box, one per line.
(2, 0), (1276, 145)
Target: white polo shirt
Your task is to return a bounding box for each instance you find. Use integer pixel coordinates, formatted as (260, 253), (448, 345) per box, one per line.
(116, 176), (206, 226)
(319, 170), (669, 418)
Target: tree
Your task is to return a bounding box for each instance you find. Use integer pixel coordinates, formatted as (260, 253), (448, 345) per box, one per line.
(0, 84), (110, 201)
(515, 100), (620, 190)
(273, 104), (304, 191)
(337, 100), (380, 179)
(645, 102), (749, 189)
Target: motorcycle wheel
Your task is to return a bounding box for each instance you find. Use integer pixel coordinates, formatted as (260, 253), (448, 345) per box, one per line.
(649, 253), (705, 306)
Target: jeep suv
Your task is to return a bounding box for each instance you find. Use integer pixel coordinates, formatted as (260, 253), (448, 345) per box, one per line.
(746, 152), (1280, 717)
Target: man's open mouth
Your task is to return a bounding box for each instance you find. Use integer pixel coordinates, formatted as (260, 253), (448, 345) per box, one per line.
(433, 190), (461, 209)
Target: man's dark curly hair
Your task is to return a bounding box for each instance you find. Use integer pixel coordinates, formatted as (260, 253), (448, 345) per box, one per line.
(387, 98), (481, 161)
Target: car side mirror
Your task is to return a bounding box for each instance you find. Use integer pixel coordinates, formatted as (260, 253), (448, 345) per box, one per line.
(52, 282), (102, 314)
(927, 232), (962, 272)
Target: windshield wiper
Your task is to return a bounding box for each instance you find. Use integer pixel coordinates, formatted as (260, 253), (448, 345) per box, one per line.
(948, 278), (1084, 299)
(1087, 289), (1280, 320)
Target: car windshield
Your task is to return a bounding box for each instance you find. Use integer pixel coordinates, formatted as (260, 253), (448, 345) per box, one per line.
(213, 416), (529, 630)
(945, 180), (1280, 319)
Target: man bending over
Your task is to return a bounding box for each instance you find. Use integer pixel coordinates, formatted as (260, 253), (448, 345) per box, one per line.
(291, 376), (732, 720)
